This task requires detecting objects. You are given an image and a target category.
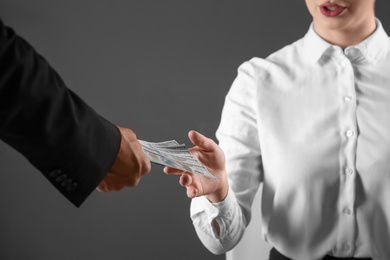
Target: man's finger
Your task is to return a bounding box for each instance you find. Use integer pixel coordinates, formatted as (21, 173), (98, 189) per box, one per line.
(98, 173), (125, 192)
(97, 181), (111, 193)
(96, 182), (107, 192)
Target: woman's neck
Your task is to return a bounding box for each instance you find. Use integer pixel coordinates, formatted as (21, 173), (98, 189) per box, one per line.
(314, 16), (377, 49)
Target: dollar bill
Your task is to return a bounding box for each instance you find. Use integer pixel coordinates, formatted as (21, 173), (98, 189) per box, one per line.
(138, 139), (179, 148)
(138, 139), (216, 178)
(157, 147), (193, 158)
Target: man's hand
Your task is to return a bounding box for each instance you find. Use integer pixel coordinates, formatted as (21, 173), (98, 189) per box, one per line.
(164, 131), (228, 203)
(97, 126), (151, 192)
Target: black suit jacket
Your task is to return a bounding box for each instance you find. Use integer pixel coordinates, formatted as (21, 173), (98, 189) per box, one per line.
(0, 19), (121, 207)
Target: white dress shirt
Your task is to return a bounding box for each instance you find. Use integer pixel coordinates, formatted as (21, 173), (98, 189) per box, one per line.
(190, 19), (390, 260)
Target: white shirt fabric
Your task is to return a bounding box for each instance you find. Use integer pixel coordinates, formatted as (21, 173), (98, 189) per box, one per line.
(190, 19), (390, 260)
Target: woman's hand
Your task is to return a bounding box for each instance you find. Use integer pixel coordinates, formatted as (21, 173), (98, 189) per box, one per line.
(164, 130), (228, 203)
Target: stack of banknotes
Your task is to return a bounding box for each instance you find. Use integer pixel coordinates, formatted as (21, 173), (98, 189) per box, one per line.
(139, 139), (216, 179)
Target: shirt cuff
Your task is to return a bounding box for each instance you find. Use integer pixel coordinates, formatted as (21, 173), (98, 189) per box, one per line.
(212, 186), (237, 215)
(190, 186), (236, 219)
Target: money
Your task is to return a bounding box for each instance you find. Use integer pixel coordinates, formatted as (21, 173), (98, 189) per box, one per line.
(138, 139), (216, 179)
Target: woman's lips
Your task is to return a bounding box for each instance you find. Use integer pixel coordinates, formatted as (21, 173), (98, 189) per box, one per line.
(320, 3), (346, 17)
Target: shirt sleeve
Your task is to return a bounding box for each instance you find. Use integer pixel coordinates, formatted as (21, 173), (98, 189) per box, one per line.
(190, 187), (247, 255)
(190, 59), (263, 254)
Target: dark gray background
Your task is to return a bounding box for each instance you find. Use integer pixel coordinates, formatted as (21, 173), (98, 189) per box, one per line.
(0, 1), (389, 259)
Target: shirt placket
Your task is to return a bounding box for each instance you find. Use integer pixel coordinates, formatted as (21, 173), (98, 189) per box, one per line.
(334, 47), (358, 256)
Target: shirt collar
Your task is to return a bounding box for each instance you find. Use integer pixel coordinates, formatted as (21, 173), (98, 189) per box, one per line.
(303, 23), (332, 65)
(303, 18), (389, 65)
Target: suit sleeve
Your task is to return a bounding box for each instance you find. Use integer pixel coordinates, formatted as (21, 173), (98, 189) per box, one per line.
(0, 19), (121, 207)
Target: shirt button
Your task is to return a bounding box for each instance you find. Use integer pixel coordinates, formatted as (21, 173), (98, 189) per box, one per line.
(343, 243), (351, 251)
(346, 168), (354, 175)
(66, 183), (78, 191)
(341, 60), (348, 66)
(343, 208), (352, 215)
(346, 130), (354, 137)
(61, 179), (72, 187)
(344, 96), (352, 102)
(55, 174), (67, 182)
(49, 169), (62, 178)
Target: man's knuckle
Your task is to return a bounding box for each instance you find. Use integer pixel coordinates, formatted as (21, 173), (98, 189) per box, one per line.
(127, 177), (140, 187)
(142, 161), (152, 174)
